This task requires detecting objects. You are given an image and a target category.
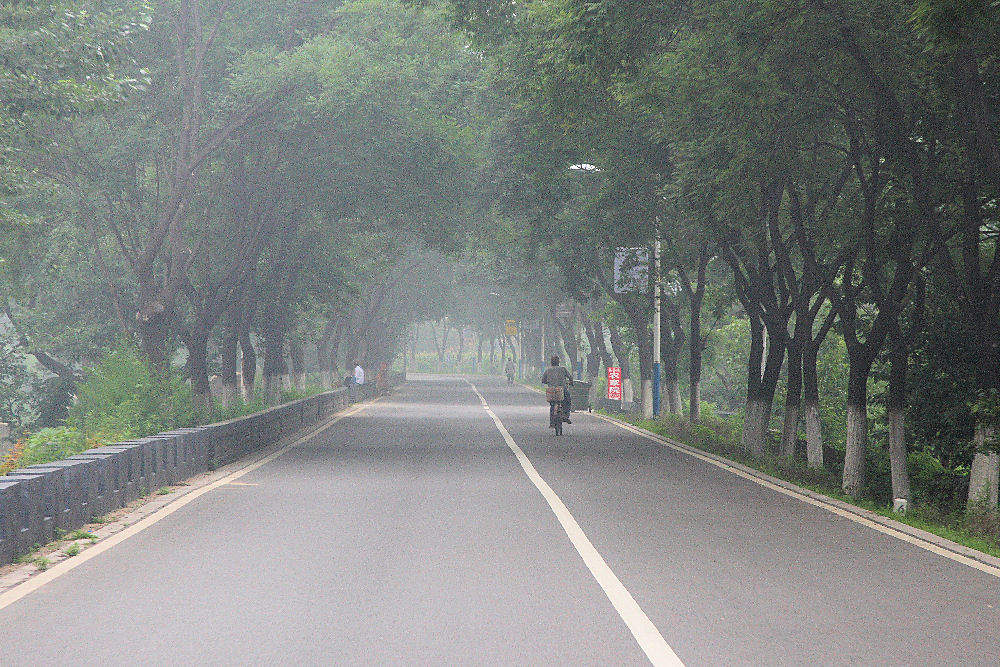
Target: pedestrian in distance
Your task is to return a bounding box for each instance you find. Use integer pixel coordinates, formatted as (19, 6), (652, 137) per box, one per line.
(505, 358), (515, 385)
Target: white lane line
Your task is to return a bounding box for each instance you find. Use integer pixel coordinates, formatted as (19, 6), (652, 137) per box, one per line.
(464, 380), (683, 667)
(0, 402), (372, 612)
(595, 413), (1000, 580)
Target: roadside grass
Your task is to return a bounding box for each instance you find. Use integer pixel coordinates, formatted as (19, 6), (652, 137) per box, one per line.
(598, 410), (1000, 560)
(66, 530), (95, 541)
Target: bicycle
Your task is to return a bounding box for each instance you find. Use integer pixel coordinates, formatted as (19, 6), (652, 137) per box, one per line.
(549, 399), (565, 435)
(546, 384), (570, 435)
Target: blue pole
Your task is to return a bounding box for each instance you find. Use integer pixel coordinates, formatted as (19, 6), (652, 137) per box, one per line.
(653, 362), (661, 416)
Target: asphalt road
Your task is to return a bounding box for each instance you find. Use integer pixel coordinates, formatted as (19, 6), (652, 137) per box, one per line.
(2, 375), (999, 666)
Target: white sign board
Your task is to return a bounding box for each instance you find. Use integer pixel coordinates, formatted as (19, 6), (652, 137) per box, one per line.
(614, 247), (649, 294)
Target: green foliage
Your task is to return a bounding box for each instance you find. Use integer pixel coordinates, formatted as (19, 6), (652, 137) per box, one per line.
(67, 345), (197, 441)
(210, 393), (267, 423)
(907, 448), (969, 513)
(66, 530), (95, 540)
(16, 427), (88, 467)
(279, 385), (325, 404)
(0, 341), (34, 429)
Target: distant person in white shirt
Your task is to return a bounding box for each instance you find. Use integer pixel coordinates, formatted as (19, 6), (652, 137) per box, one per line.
(354, 362), (365, 386)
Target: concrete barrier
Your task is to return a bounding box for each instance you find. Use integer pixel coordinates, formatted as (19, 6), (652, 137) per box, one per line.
(0, 382), (379, 567)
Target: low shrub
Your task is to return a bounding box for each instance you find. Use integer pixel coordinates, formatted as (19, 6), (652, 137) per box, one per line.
(908, 447), (969, 514)
(279, 385), (325, 404)
(211, 392), (267, 422)
(15, 427), (89, 468)
(67, 345), (197, 439)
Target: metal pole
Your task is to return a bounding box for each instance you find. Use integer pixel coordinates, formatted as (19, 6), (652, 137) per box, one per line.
(541, 316), (545, 372)
(517, 319), (523, 379)
(653, 235), (662, 417)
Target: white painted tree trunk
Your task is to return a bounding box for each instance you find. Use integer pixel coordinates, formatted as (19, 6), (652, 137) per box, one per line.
(689, 381), (701, 423)
(264, 375), (281, 404)
(667, 380), (683, 416)
(641, 379), (653, 418)
(842, 403), (868, 496)
(804, 400), (823, 468)
(741, 399), (769, 457)
(780, 403), (799, 458)
(967, 425), (999, 508)
(888, 407), (911, 502)
(222, 382), (238, 408)
(320, 370), (332, 390)
(294, 372), (306, 392)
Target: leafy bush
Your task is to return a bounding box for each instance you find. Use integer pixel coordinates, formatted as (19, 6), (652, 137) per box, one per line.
(279, 385), (325, 404)
(908, 447), (968, 514)
(15, 427), (88, 467)
(67, 345), (197, 439)
(211, 391), (267, 423)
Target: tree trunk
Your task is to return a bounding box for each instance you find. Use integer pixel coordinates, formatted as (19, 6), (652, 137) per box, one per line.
(842, 359), (872, 497)
(780, 339), (802, 458)
(682, 246), (709, 424)
(741, 314), (782, 456)
(661, 296), (685, 416)
(289, 339), (306, 391)
(594, 321), (614, 369)
(803, 342), (823, 468)
(184, 327), (211, 413)
(330, 318), (347, 381)
(316, 320), (335, 389)
(967, 425), (999, 508)
(662, 351), (681, 415)
(607, 325), (631, 383)
(263, 331), (286, 404)
(221, 324), (239, 407)
(552, 309), (579, 375)
(136, 305), (171, 370)
(743, 398), (771, 458)
(240, 325), (257, 401)
(887, 324), (911, 502)
(689, 328), (703, 424)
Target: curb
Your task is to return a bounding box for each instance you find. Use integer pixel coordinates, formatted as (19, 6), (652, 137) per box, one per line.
(592, 412), (1000, 575)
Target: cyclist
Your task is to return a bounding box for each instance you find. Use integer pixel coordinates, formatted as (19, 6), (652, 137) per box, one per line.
(541, 355), (573, 424)
(504, 358), (515, 385)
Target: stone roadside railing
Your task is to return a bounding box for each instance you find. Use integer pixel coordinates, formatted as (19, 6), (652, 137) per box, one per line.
(0, 376), (399, 567)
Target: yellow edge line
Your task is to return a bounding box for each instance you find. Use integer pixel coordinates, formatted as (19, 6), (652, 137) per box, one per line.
(0, 401), (372, 611)
(594, 412), (1000, 579)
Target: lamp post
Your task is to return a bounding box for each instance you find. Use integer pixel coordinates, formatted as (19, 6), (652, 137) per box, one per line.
(653, 233), (662, 417)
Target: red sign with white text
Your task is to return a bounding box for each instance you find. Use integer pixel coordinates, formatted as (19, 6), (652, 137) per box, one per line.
(607, 367), (622, 400)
